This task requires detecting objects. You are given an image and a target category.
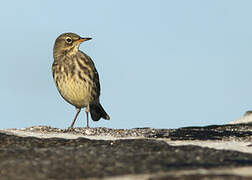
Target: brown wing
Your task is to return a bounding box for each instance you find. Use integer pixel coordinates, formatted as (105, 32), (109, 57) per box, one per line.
(79, 51), (101, 97)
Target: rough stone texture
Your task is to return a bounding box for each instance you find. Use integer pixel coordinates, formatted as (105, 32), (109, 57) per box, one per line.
(1, 124), (252, 179)
(149, 175), (252, 180)
(146, 124), (252, 141)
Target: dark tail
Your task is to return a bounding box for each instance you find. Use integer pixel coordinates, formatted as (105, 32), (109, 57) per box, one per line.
(90, 103), (110, 121)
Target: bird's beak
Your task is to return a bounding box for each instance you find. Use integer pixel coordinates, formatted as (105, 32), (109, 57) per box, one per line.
(77, 37), (92, 43)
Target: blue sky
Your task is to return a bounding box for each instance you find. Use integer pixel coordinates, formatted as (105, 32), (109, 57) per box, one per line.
(1, 0), (252, 129)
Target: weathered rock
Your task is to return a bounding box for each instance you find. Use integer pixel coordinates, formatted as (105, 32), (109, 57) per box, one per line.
(148, 123), (252, 141)
(1, 124), (252, 179)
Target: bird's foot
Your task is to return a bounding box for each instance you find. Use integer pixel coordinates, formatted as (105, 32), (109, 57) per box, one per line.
(64, 127), (74, 132)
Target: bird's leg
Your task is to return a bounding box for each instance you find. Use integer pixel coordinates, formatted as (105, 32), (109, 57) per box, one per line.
(68, 108), (81, 130)
(85, 105), (90, 128)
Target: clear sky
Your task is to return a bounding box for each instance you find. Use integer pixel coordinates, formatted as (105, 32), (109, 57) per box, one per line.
(1, 0), (252, 129)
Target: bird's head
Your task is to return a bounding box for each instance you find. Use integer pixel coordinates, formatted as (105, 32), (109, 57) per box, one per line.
(53, 32), (91, 57)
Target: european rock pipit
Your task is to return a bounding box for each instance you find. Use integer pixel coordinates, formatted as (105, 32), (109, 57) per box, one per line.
(52, 32), (110, 129)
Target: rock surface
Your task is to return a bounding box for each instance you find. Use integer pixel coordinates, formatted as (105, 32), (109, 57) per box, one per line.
(1, 124), (252, 179)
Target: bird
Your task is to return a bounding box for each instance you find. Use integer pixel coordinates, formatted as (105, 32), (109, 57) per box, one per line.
(52, 32), (110, 129)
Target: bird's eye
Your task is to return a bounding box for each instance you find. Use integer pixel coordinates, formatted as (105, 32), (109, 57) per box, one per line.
(65, 37), (72, 44)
